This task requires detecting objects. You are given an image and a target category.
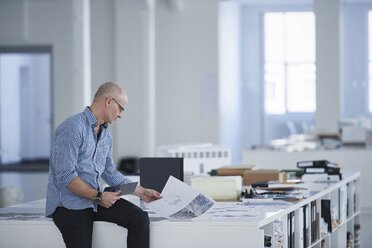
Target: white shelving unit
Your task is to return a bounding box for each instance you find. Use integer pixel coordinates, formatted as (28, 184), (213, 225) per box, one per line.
(257, 171), (361, 248)
(150, 171), (361, 248)
(243, 149), (370, 245)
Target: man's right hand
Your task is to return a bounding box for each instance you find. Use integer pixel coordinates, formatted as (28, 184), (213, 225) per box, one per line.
(100, 190), (121, 208)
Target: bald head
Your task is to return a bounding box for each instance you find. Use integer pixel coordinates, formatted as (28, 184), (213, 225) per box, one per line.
(93, 82), (126, 102)
(90, 82), (127, 125)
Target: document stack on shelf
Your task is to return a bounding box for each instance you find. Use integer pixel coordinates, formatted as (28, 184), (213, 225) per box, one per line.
(250, 186), (309, 201)
(297, 160), (342, 178)
(298, 160), (342, 185)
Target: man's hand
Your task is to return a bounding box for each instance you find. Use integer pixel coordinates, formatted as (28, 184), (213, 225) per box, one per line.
(100, 190), (121, 208)
(134, 186), (162, 203)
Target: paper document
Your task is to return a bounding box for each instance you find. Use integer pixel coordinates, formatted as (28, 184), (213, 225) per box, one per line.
(145, 176), (215, 219)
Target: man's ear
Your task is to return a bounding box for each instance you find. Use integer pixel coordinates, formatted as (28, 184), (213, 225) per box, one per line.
(105, 97), (111, 107)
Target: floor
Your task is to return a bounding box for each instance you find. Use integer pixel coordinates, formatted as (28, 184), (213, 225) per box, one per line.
(359, 214), (372, 248)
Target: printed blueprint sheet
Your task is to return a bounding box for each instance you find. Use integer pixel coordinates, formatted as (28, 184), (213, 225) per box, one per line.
(145, 176), (215, 219)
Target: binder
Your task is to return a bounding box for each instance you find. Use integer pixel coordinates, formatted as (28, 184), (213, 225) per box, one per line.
(303, 205), (309, 247)
(311, 201), (316, 243)
(321, 199), (332, 233)
(287, 214), (291, 248)
(291, 212), (295, 248)
(305, 167), (325, 173)
(303, 166), (341, 176)
(286, 211), (296, 248)
(315, 200), (319, 241)
(295, 208), (304, 248)
(263, 235), (272, 247)
(297, 160), (337, 168)
(339, 185), (348, 223)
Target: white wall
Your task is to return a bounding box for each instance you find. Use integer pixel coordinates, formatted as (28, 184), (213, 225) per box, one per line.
(0, 0), (90, 130)
(112, 0), (149, 159)
(107, 0), (220, 161)
(90, 0), (115, 96)
(155, 0), (219, 148)
(314, 0), (342, 134)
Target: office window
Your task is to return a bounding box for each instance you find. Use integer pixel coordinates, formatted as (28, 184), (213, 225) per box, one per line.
(264, 12), (316, 114)
(369, 11), (372, 113)
(0, 47), (52, 165)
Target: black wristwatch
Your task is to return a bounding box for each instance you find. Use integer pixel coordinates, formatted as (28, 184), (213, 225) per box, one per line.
(93, 191), (102, 205)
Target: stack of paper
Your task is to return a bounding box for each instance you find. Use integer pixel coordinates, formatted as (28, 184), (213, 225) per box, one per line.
(251, 186), (309, 201)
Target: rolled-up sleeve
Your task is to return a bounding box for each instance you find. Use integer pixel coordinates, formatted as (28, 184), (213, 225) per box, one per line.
(101, 142), (131, 186)
(52, 125), (81, 187)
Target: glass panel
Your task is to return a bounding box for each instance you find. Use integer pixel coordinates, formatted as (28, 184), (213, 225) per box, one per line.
(264, 63), (286, 114)
(287, 63), (316, 112)
(264, 12), (284, 62)
(369, 12), (372, 60)
(369, 11), (372, 113)
(264, 11), (315, 114)
(369, 61), (372, 113)
(1, 53), (52, 165)
(285, 12), (315, 63)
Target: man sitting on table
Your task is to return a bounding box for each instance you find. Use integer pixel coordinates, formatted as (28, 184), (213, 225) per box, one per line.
(46, 82), (161, 248)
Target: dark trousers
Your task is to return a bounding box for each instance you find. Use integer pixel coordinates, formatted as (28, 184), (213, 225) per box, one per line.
(52, 199), (149, 248)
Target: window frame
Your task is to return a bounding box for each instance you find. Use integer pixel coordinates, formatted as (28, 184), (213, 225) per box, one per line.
(262, 10), (316, 116)
(240, 3), (315, 146)
(368, 10), (372, 115)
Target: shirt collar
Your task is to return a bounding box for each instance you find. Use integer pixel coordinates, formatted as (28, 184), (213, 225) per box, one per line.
(83, 107), (109, 129)
(83, 107), (99, 128)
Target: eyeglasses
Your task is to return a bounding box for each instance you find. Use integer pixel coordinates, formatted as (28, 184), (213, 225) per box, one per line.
(111, 98), (125, 113)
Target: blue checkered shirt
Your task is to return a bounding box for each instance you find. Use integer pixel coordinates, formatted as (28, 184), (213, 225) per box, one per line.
(45, 107), (131, 216)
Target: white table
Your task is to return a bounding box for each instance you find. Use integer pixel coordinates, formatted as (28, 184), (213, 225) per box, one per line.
(0, 171), (361, 248)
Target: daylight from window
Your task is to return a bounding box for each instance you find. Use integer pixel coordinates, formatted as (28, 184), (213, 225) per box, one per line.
(369, 11), (372, 113)
(264, 12), (316, 114)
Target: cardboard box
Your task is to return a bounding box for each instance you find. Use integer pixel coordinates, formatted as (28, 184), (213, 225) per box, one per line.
(243, 170), (284, 186)
(217, 165), (257, 176)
